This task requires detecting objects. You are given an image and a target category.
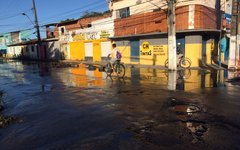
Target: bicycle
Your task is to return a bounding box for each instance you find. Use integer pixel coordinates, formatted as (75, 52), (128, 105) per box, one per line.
(103, 58), (125, 78)
(165, 56), (191, 69)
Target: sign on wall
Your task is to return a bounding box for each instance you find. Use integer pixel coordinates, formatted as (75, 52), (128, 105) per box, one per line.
(140, 41), (167, 56)
(140, 41), (152, 55)
(100, 31), (110, 39)
(153, 45), (165, 55)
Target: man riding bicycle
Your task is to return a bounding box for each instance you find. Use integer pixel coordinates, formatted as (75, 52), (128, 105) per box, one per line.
(177, 42), (184, 63)
(104, 43), (125, 78)
(107, 43), (122, 69)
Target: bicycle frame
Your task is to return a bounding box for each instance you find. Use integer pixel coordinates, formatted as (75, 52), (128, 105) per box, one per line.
(104, 58), (125, 78)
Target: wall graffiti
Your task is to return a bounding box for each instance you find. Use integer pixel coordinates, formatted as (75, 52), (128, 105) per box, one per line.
(86, 32), (97, 40)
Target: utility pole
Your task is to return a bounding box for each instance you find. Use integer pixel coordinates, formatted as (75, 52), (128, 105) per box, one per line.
(228, 0), (239, 69)
(32, 0), (41, 59)
(32, 0), (41, 42)
(237, 0), (240, 67)
(167, 0), (177, 70)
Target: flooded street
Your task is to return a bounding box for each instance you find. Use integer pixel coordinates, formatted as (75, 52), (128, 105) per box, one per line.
(1, 60), (240, 150)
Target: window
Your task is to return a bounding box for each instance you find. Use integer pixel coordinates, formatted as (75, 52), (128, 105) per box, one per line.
(31, 46), (35, 52)
(61, 27), (65, 35)
(51, 32), (54, 37)
(49, 26), (55, 38)
(116, 7), (130, 19)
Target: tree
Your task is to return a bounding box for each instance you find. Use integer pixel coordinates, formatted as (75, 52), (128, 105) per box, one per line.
(60, 18), (75, 23)
(80, 10), (110, 19)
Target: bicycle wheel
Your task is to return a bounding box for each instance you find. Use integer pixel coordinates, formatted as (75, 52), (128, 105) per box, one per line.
(104, 63), (113, 77)
(115, 64), (125, 78)
(180, 58), (191, 68)
(164, 59), (169, 68)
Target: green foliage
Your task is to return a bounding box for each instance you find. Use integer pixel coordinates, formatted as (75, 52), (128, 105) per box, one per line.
(60, 18), (75, 23)
(80, 10), (110, 19)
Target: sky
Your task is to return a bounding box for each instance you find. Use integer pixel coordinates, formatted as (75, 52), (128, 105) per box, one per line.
(0, 0), (109, 38)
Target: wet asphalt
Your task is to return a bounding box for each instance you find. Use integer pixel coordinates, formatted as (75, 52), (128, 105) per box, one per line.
(0, 60), (240, 150)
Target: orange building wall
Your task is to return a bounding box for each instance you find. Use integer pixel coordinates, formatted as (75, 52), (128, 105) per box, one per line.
(114, 5), (217, 36)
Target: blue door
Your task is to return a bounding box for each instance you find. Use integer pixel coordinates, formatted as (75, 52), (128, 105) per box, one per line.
(130, 40), (140, 62)
(176, 37), (185, 55)
(225, 37), (229, 61)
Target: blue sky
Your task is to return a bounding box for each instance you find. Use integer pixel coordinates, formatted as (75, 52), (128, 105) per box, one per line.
(0, 0), (109, 38)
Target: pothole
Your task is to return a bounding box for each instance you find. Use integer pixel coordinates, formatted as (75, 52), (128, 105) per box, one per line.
(168, 97), (208, 143)
(184, 120), (208, 143)
(174, 104), (201, 115)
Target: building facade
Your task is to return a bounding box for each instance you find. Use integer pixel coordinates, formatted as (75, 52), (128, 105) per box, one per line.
(48, 13), (112, 61)
(1, 30), (32, 58)
(0, 33), (11, 57)
(69, 16), (114, 61)
(109, 0), (225, 67)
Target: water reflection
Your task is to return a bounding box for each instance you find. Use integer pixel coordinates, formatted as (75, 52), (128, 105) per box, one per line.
(168, 71), (177, 90)
(0, 91), (3, 111)
(164, 69), (229, 91)
(58, 66), (107, 88)
(2, 60), (238, 92)
(55, 64), (234, 92)
(38, 63), (50, 76)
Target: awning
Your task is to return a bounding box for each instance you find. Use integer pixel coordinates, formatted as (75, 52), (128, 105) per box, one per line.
(109, 29), (221, 40)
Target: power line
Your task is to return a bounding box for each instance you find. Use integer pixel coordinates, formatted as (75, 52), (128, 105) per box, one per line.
(0, 1), (108, 34)
(0, 9), (32, 21)
(39, 1), (105, 22)
(39, 1), (107, 25)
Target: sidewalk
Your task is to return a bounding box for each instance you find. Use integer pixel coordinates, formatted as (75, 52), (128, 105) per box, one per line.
(61, 59), (202, 70)
(0, 57), (229, 70)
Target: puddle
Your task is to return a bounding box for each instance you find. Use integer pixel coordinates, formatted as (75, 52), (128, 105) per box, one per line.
(169, 97), (201, 114)
(174, 105), (200, 115)
(168, 97), (208, 143)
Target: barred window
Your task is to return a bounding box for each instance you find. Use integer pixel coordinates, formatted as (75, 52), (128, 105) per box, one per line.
(116, 7), (130, 19)
(31, 46), (35, 52)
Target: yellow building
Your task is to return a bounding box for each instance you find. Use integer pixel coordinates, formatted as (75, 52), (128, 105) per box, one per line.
(69, 17), (114, 62)
(109, 0), (226, 67)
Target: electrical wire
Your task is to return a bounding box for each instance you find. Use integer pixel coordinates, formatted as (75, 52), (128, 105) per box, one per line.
(39, 2), (107, 25)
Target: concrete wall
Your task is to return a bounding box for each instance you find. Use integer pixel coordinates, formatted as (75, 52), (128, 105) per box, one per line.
(115, 40), (131, 64)
(139, 38), (168, 66)
(69, 17), (114, 61)
(114, 5), (217, 36)
(185, 35), (202, 67)
(113, 34), (209, 67)
(70, 42), (84, 60)
(27, 44), (38, 59)
(111, 0), (217, 19)
(6, 46), (23, 58)
(47, 41), (62, 60)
